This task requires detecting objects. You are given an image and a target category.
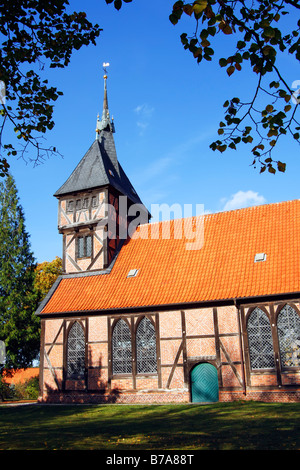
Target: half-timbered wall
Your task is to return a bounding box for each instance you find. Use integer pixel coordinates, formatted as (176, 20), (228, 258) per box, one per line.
(241, 301), (300, 392)
(39, 300), (300, 404)
(58, 190), (107, 273)
(58, 190), (106, 229)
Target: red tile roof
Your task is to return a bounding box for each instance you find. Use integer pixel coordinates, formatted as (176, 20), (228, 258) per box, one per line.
(40, 199), (300, 314)
(3, 368), (39, 385)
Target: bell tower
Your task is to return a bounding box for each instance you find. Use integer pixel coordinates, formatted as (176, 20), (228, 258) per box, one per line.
(54, 65), (150, 274)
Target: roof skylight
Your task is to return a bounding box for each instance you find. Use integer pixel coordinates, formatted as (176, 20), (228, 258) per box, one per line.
(127, 269), (139, 278)
(254, 253), (267, 262)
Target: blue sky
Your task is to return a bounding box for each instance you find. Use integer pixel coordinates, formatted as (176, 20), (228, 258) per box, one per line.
(6, 0), (300, 263)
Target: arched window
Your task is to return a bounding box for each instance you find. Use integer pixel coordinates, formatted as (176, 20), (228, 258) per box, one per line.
(112, 319), (132, 374)
(247, 307), (275, 370)
(136, 317), (157, 374)
(277, 305), (300, 368)
(67, 321), (85, 379)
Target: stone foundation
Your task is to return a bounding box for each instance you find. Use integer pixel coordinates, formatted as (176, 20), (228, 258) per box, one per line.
(39, 388), (300, 404)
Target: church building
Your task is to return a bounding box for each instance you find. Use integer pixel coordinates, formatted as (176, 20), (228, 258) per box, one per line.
(36, 73), (300, 404)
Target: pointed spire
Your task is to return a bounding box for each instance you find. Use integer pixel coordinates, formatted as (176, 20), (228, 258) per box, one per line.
(96, 63), (115, 138)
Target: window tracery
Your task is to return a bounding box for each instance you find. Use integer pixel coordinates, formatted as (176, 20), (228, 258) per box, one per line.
(277, 305), (300, 368)
(247, 307), (275, 370)
(67, 321), (85, 379)
(112, 319), (132, 374)
(136, 317), (157, 374)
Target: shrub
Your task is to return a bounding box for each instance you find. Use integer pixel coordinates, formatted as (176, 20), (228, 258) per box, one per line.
(13, 376), (39, 400)
(0, 376), (14, 401)
(24, 376), (39, 400)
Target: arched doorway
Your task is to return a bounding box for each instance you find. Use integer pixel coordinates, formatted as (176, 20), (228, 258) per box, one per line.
(190, 363), (219, 403)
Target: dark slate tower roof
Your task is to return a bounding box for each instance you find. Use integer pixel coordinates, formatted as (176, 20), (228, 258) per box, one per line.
(54, 73), (147, 208)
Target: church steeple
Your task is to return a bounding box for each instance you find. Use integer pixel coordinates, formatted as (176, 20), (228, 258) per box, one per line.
(54, 63), (150, 275)
(96, 64), (115, 137)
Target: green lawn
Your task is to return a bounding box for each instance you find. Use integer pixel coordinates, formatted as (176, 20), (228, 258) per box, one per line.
(0, 401), (299, 450)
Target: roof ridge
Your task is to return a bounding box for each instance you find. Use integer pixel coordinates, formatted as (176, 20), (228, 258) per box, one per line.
(140, 198), (299, 229)
(38, 195), (300, 315)
(215, 197), (298, 215)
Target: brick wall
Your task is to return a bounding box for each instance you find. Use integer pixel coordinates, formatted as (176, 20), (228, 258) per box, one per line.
(39, 304), (300, 404)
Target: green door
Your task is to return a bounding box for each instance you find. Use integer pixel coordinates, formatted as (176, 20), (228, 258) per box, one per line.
(191, 363), (219, 403)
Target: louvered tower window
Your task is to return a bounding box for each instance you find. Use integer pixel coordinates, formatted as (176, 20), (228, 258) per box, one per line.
(112, 319), (132, 374)
(277, 305), (300, 368)
(67, 321), (85, 378)
(136, 317), (157, 374)
(247, 307), (275, 369)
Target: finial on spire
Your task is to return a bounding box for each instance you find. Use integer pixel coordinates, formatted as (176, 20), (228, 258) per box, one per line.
(95, 62), (115, 138)
(103, 62), (110, 78)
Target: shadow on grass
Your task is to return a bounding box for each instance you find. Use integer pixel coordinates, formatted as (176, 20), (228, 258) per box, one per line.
(0, 401), (299, 450)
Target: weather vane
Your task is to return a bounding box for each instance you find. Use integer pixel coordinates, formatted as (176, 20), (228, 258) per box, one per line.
(103, 62), (110, 76)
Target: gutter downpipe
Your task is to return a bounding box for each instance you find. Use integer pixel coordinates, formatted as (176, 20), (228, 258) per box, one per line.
(234, 298), (246, 395)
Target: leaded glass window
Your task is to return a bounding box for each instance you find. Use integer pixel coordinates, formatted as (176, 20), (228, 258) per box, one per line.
(136, 317), (157, 374)
(77, 235), (92, 258)
(112, 319), (132, 374)
(78, 236), (85, 258)
(92, 196), (98, 207)
(86, 235), (92, 257)
(277, 305), (300, 368)
(67, 200), (74, 212)
(67, 322), (85, 379)
(247, 307), (275, 370)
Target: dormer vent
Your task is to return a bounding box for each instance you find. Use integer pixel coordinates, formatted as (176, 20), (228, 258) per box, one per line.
(254, 253), (267, 263)
(127, 269), (139, 278)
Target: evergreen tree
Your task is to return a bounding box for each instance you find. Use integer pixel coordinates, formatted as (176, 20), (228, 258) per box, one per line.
(0, 174), (40, 370)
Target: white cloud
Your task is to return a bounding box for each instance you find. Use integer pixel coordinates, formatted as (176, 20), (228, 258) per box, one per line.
(145, 157), (172, 179)
(134, 103), (154, 117)
(134, 103), (154, 134)
(222, 190), (267, 212)
(132, 156), (176, 208)
(136, 121), (149, 131)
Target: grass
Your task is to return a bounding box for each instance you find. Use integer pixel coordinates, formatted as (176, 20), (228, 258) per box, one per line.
(0, 401), (299, 450)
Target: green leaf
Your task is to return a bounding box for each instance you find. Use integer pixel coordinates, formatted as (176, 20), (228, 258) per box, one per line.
(201, 38), (210, 47)
(205, 47), (214, 56)
(277, 161), (286, 172)
(183, 4), (194, 16)
(193, 1), (207, 15)
(268, 165), (276, 174)
(219, 21), (232, 35)
(237, 41), (246, 50)
(219, 58), (227, 67)
(218, 144), (227, 153)
(227, 65), (235, 76)
(200, 29), (209, 39)
(180, 33), (188, 44)
(169, 13), (179, 25)
(264, 26), (276, 38)
(114, 0), (122, 10)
